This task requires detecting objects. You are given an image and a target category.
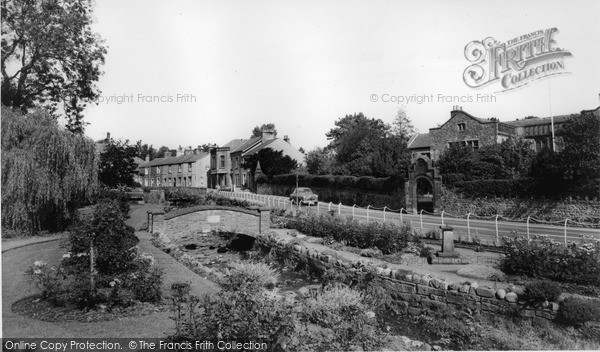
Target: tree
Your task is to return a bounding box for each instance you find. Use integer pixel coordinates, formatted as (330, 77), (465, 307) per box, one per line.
(251, 123), (277, 138)
(155, 146), (171, 158)
(558, 112), (600, 196)
(326, 113), (390, 169)
(390, 107), (417, 141)
(98, 139), (139, 188)
(242, 148), (297, 176)
(135, 141), (156, 160)
(499, 137), (535, 178)
(1, 105), (98, 234)
(1, 0), (107, 133)
(305, 147), (335, 175)
(437, 144), (475, 183)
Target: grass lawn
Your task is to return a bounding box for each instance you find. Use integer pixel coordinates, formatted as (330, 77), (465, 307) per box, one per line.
(1, 204), (219, 338)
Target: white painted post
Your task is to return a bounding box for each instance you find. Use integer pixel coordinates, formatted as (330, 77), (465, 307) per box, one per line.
(420, 209), (423, 231)
(495, 214), (499, 244)
(317, 202), (320, 215)
(526, 215), (530, 240)
(467, 212), (471, 242)
(400, 208), (404, 223)
(441, 210), (445, 226)
(366, 205), (370, 222)
(383, 206), (386, 222)
(328, 202), (332, 212)
(352, 205), (356, 220)
(338, 202), (341, 216)
(564, 219), (568, 245)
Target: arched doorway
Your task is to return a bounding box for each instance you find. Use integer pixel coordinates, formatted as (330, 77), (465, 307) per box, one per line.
(416, 177), (434, 213)
(405, 155), (443, 214)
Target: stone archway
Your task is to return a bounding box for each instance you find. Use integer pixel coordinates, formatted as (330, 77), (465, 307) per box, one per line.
(405, 155), (442, 214)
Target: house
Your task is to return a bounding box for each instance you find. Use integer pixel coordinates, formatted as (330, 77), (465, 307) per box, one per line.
(209, 126), (304, 189)
(139, 146), (210, 188)
(408, 106), (600, 160)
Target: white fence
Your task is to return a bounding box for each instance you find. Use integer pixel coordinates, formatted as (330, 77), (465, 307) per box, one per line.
(217, 191), (600, 245)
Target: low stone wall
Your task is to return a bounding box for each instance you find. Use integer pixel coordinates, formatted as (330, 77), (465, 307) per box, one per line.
(256, 233), (560, 324)
(441, 188), (600, 225)
(149, 206), (270, 241)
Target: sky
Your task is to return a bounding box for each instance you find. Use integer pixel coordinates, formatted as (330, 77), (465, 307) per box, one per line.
(82, 0), (600, 152)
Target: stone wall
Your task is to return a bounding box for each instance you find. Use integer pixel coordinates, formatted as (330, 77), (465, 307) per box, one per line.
(428, 110), (500, 152)
(149, 206), (270, 241)
(441, 188), (600, 225)
(256, 233), (561, 324)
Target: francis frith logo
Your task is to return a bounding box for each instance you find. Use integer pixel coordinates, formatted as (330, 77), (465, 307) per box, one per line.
(463, 28), (572, 92)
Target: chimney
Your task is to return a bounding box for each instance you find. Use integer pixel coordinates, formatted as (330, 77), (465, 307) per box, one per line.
(283, 135), (290, 143)
(106, 132), (111, 141)
(176, 145), (184, 157)
(145, 154), (150, 162)
(261, 126), (276, 143)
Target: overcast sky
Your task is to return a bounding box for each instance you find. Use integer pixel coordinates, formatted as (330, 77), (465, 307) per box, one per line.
(83, 0), (600, 152)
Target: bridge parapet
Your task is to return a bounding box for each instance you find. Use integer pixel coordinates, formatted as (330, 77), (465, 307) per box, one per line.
(149, 205), (270, 241)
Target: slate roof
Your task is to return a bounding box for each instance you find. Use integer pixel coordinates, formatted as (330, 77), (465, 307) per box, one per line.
(139, 152), (208, 167)
(408, 133), (431, 149)
(505, 114), (571, 127)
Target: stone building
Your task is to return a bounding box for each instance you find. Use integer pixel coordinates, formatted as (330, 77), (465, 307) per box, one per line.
(139, 146), (210, 188)
(210, 126), (304, 190)
(408, 106), (600, 160)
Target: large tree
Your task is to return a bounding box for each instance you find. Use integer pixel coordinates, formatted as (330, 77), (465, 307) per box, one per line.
(390, 107), (417, 142)
(1, 0), (107, 133)
(325, 113), (390, 170)
(98, 139), (139, 188)
(242, 148), (297, 176)
(558, 112), (600, 196)
(1, 105), (98, 234)
(305, 147), (335, 175)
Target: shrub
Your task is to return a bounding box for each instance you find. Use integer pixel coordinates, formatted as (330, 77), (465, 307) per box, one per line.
(220, 262), (279, 292)
(25, 261), (67, 305)
(559, 297), (600, 325)
(420, 246), (435, 258)
(524, 280), (562, 303)
(287, 213), (417, 254)
(501, 235), (600, 286)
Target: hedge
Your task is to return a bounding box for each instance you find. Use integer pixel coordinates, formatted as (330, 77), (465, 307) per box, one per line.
(258, 174), (404, 193)
(450, 178), (600, 199)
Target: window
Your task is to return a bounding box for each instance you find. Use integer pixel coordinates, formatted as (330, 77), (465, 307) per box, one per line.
(145, 167), (149, 175)
(220, 155), (225, 168)
(168, 165), (172, 174)
(178, 164), (182, 173)
(466, 140), (479, 149)
(457, 123), (466, 131)
(156, 167), (161, 174)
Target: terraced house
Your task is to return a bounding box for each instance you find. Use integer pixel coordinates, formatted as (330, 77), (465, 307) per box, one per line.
(210, 126), (304, 189)
(408, 106), (600, 160)
(139, 146), (210, 188)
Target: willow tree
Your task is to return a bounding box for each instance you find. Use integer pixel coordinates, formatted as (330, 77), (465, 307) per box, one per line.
(1, 106), (98, 234)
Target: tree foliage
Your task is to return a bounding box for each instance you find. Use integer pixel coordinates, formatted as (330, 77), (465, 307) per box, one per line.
(1, 0), (107, 133)
(1, 105), (98, 233)
(305, 147), (335, 175)
(390, 107), (417, 141)
(251, 123), (277, 138)
(98, 138), (139, 188)
(242, 148), (297, 176)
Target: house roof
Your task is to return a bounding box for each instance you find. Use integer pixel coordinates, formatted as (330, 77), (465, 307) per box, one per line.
(408, 133), (431, 150)
(505, 114), (571, 127)
(245, 138), (277, 156)
(222, 139), (248, 152)
(139, 152), (208, 167)
(230, 137), (262, 154)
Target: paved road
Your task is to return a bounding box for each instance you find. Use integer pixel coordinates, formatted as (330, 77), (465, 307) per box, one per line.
(221, 191), (600, 245)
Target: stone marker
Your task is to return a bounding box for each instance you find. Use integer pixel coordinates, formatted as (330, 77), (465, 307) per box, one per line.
(437, 225), (460, 258)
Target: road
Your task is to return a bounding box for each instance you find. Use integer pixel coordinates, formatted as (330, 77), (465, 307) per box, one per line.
(220, 191), (600, 245)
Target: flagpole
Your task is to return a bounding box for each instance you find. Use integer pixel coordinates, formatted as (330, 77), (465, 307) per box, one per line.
(548, 80), (556, 152)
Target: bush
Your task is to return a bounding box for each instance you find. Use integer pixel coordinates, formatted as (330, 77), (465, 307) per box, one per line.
(287, 213), (418, 254)
(25, 261), (68, 305)
(220, 262), (279, 292)
(524, 280), (562, 303)
(501, 235), (600, 286)
(559, 297), (600, 325)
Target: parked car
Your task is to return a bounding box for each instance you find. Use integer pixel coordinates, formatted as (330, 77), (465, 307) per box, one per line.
(289, 187), (318, 205)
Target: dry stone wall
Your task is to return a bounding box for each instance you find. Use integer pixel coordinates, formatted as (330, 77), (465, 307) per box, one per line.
(256, 233), (561, 324)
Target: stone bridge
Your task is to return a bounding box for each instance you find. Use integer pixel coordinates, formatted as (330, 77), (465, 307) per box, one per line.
(148, 205), (270, 241)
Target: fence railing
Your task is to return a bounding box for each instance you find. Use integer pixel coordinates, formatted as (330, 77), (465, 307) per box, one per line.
(217, 190), (600, 245)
